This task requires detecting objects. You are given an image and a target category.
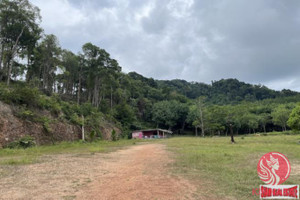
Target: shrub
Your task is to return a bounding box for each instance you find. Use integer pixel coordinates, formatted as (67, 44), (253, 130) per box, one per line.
(0, 84), (40, 107)
(16, 108), (35, 121)
(0, 83), (10, 103)
(111, 129), (118, 141)
(70, 113), (82, 126)
(61, 102), (81, 122)
(42, 119), (52, 133)
(38, 95), (61, 115)
(89, 130), (96, 142)
(6, 136), (36, 149)
(85, 112), (104, 130)
(88, 129), (101, 142)
(80, 103), (95, 117)
(18, 136), (36, 148)
(9, 86), (39, 106)
(16, 109), (52, 133)
(6, 141), (19, 149)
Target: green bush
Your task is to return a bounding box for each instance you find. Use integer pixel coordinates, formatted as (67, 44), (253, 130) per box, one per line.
(16, 109), (35, 120)
(19, 136), (36, 148)
(16, 108), (52, 133)
(111, 129), (118, 141)
(87, 129), (101, 142)
(40, 117), (52, 133)
(0, 83), (10, 103)
(6, 136), (36, 149)
(96, 130), (102, 138)
(38, 95), (61, 115)
(6, 141), (19, 149)
(89, 130), (96, 142)
(61, 102), (81, 122)
(0, 84), (40, 106)
(70, 113), (82, 126)
(9, 86), (39, 106)
(80, 103), (95, 117)
(85, 112), (104, 131)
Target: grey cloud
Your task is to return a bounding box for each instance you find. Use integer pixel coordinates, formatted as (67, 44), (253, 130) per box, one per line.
(31, 0), (300, 91)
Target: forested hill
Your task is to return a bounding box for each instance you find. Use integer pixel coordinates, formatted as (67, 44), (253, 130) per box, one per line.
(128, 72), (299, 104)
(2, 0), (300, 146)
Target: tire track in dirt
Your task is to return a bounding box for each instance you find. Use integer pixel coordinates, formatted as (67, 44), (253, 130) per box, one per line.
(0, 144), (199, 200)
(75, 143), (198, 200)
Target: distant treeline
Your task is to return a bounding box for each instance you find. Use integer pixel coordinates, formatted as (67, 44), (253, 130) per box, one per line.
(1, 0), (300, 138)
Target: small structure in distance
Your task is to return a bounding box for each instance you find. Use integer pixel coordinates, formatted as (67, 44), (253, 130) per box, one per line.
(132, 129), (172, 139)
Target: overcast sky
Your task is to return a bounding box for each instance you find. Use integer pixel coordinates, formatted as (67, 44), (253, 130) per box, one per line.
(30, 0), (300, 91)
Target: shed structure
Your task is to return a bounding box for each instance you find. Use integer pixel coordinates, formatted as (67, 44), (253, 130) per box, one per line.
(132, 129), (172, 139)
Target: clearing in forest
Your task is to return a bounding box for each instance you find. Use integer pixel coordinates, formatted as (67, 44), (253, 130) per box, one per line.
(0, 144), (201, 200)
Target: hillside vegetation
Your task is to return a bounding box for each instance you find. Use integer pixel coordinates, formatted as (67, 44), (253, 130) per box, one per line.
(1, 0), (300, 147)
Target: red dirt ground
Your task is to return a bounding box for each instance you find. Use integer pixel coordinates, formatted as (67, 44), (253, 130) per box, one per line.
(76, 143), (198, 200)
(0, 144), (202, 200)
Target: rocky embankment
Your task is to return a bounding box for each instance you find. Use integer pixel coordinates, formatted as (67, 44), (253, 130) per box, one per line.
(0, 101), (120, 147)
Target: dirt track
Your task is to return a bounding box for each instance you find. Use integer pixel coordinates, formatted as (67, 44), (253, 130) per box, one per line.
(0, 144), (198, 200)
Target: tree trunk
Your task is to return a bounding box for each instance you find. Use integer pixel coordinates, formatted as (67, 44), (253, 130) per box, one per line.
(7, 25), (26, 86)
(53, 80), (56, 93)
(195, 126), (198, 137)
(230, 124), (235, 143)
(7, 58), (13, 85)
(1, 58), (8, 81)
(92, 76), (100, 107)
(88, 90), (92, 103)
(81, 115), (85, 141)
(263, 125), (266, 133)
(0, 43), (3, 71)
(181, 120), (185, 134)
(110, 85), (113, 110)
(77, 72), (81, 105)
(199, 107), (204, 137)
(42, 63), (49, 91)
(25, 53), (31, 82)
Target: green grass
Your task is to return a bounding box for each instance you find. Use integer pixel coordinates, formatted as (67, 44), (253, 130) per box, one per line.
(1, 134), (299, 199)
(162, 135), (300, 199)
(0, 139), (144, 165)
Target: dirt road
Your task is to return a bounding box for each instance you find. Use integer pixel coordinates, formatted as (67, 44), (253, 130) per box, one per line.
(0, 144), (198, 200)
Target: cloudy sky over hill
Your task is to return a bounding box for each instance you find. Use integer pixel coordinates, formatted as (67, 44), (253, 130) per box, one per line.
(31, 0), (300, 91)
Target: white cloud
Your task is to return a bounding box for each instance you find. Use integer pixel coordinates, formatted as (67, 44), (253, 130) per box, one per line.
(32, 0), (87, 29)
(167, 0), (194, 18)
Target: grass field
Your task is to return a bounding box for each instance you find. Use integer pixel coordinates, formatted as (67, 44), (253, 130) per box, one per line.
(162, 135), (300, 199)
(0, 139), (145, 165)
(1, 134), (299, 199)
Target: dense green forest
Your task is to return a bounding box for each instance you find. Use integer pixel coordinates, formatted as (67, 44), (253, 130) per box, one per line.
(1, 0), (300, 142)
